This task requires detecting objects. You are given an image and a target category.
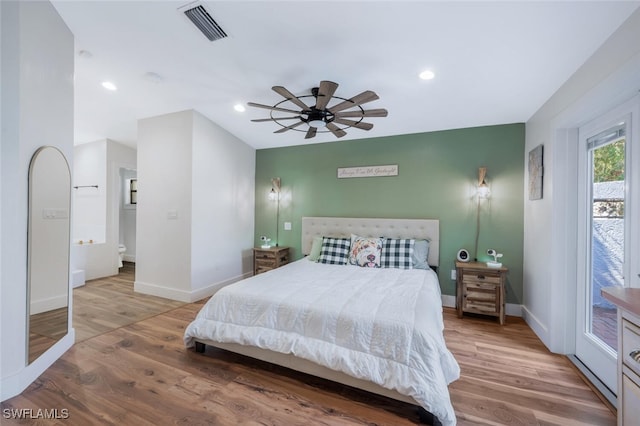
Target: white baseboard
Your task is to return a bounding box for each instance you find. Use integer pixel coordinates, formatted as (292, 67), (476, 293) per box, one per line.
(521, 305), (549, 346)
(30, 294), (68, 315)
(134, 280), (192, 302)
(134, 271), (253, 303)
(72, 269), (85, 288)
(506, 303), (523, 317)
(442, 294), (456, 308)
(1, 330), (74, 402)
(441, 294), (522, 317)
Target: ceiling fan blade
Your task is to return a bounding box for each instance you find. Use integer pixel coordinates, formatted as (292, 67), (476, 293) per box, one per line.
(326, 122), (347, 138)
(272, 86), (310, 110)
(305, 127), (317, 139)
(247, 102), (301, 115)
(328, 91), (379, 113)
(314, 80), (339, 110)
(251, 116), (300, 122)
(335, 108), (388, 118)
(333, 118), (374, 131)
(274, 121), (306, 133)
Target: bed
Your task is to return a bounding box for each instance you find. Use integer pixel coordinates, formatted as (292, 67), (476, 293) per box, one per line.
(184, 217), (459, 425)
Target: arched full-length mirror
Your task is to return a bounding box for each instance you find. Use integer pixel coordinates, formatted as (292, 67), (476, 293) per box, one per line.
(27, 146), (71, 364)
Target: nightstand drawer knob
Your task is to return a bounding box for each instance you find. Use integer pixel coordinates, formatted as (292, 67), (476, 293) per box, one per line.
(477, 275), (485, 279)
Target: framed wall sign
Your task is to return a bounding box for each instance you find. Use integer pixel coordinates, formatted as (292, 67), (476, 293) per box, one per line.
(337, 164), (398, 179)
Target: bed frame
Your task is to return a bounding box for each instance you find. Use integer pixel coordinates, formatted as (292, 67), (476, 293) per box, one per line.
(194, 217), (441, 421)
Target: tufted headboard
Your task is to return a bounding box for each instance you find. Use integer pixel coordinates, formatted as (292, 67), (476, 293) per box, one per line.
(301, 217), (439, 267)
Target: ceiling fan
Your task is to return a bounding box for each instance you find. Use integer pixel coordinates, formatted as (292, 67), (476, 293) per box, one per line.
(247, 80), (388, 139)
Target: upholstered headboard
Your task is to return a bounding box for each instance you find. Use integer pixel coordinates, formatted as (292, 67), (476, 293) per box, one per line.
(301, 217), (440, 267)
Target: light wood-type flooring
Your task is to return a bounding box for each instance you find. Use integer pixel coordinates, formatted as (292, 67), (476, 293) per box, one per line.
(72, 262), (184, 342)
(3, 266), (615, 425)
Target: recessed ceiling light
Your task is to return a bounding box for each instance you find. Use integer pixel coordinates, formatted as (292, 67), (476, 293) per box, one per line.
(234, 104), (246, 112)
(419, 70), (435, 80)
(101, 81), (117, 91)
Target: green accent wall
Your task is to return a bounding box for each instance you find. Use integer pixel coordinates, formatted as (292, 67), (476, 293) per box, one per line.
(255, 123), (525, 304)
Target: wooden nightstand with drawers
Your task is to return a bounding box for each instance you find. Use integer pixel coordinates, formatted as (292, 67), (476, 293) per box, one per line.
(253, 247), (290, 275)
(456, 261), (508, 325)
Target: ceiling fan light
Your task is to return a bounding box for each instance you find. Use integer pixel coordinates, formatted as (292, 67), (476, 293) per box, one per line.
(248, 80), (386, 139)
(308, 119), (326, 128)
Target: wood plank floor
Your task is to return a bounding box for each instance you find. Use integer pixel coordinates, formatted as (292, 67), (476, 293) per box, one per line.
(2, 267), (615, 425)
(72, 262), (184, 342)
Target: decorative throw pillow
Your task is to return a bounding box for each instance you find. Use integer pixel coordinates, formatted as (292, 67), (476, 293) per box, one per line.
(412, 239), (431, 270)
(348, 235), (383, 268)
(318, 237), (351, 265)
(307, 236), (323, 261)
(381, 238), (415, 269)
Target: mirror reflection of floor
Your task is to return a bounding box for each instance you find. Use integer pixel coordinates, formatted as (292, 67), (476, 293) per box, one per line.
(73, 262), (184, 342)
(28, 307), (68, 363)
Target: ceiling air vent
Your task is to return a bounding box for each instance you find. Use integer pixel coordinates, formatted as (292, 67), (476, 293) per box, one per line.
(179, 2), (227, 42)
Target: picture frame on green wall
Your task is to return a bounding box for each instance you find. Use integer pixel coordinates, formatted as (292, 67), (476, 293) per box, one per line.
(337, 164), (398, 179)
(528, 144), (543, 200)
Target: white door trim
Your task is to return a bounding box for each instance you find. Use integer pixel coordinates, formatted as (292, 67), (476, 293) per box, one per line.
(575, 95), (639, 394)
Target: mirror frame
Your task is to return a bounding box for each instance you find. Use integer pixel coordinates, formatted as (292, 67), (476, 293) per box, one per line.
(26, 146), (72, 365)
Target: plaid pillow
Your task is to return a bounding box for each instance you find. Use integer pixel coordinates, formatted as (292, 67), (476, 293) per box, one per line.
(381, 238), (415, 269)
(318, 237), (351, 265)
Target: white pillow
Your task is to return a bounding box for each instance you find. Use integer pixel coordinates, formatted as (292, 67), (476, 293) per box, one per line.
(308, 236), (323, 261)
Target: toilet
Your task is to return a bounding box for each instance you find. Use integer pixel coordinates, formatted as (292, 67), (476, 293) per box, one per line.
(118, 244), (127, 268)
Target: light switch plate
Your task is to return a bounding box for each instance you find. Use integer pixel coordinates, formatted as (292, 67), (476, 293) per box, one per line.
(284, 222), (292, 230)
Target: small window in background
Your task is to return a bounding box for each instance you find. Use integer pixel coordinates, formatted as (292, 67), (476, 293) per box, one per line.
(125, 178), (137, 205)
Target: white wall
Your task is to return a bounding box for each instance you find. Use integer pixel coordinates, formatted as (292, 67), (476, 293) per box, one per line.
(523, 8), (640, 353)
(136, 110), (255, 302)
(191, 111), (255, 294)
(1, 0), (75, 401)
(136, 111), (194, 299)
(73, 140), (107, 243)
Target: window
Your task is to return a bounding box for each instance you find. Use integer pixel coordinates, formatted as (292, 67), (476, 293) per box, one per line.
(125, 178), (137, 206)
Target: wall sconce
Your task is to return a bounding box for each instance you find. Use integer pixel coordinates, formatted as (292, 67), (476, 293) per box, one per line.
(474, 167), (489, 260)
(269, 177), (280, 201)
(477, 167), (490, 199)
(269, 177), (281, 246)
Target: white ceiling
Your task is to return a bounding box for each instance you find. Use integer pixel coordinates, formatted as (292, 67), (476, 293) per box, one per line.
(51, 1), (640, 150)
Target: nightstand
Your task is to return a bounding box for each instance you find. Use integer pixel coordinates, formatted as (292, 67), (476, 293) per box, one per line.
(253, 247), (290, 275)
(456, 261), (508, 325)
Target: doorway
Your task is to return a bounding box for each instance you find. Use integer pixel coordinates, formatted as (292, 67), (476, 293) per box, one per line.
(576, 97), (639, 396)
(119, 167), (137, 266)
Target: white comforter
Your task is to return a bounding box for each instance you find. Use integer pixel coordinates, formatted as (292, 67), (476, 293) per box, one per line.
(184, 259), (460, 425)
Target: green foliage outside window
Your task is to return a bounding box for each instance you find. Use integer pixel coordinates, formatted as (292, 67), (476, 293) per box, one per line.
(593, 139), (625, 182)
